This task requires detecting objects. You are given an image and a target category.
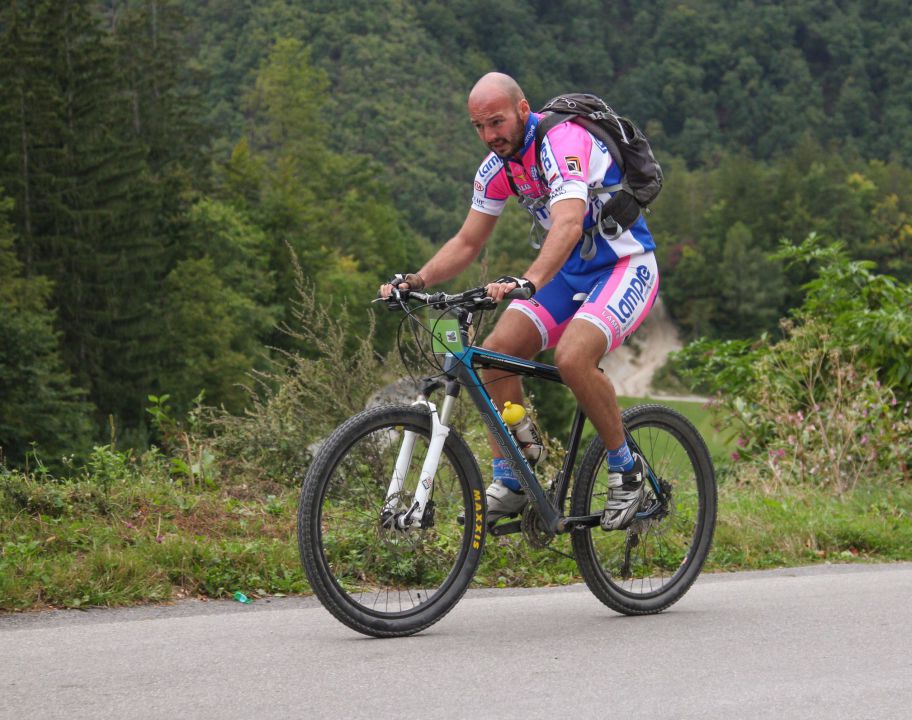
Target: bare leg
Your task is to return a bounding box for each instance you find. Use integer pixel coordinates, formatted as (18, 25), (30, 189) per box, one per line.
(480, 309), (543, 457)
(553, 319), (624, 450)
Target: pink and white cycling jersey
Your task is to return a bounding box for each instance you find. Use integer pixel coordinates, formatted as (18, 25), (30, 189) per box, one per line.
(471, 112), (659, 353)
(471, 113), (655, 276)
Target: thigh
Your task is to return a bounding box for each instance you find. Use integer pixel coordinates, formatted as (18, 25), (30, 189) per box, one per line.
(482, 303), (543, 359)
(505, 271), (582, 352)
(554, 315), (609, 369)
(573, 253), (659, 353)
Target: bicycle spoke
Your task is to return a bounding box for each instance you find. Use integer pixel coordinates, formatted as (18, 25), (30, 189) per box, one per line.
(572, 404), (716, 614)
(311, 415), (475, 616)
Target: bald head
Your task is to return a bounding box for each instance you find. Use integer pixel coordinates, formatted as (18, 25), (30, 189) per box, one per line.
(468, 72), (525, 107)
(467, 73), (531, 158)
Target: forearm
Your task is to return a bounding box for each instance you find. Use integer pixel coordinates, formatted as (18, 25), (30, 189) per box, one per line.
(416, 234), (482, 287)
(483, 199), (584, 303)
(522, 215), (583, 289)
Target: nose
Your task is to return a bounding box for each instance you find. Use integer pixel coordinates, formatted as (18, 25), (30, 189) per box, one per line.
(483, 125), (499, 143)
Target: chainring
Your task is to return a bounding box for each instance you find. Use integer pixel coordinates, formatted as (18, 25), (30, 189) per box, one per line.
(521, 504), (554, 549)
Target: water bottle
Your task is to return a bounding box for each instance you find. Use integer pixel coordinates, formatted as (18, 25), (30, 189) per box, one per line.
(501, 401), (547, 465)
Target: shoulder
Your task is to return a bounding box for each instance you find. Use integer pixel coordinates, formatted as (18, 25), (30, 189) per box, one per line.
(540, 118), (593, 153)
(472, 152), (510, 212)
(475, 153), (503, 184)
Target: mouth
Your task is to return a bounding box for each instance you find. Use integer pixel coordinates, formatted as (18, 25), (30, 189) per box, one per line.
(490, 139), (512, 155)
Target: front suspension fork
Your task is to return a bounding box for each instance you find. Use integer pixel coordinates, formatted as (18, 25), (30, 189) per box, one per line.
(382, 392), (456, 529)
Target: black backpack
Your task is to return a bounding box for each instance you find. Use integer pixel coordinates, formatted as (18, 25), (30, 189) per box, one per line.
(535, 93), (663, 208)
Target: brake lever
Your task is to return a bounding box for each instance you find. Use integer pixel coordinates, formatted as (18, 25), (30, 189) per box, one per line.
(471, 295), (497, 310)
(373, 287), (411, 310)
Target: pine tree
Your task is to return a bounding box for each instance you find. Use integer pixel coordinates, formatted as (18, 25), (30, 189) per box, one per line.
(0, 0), (168, 433)
(0, 195), (94, 465)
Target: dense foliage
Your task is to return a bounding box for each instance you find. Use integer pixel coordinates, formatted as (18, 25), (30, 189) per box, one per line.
(0, 2), (422, 462)
(2, 0), (911, 463)
(675, 236), (912, 491)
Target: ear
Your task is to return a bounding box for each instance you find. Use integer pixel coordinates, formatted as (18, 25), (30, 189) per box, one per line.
(518, 98), (531, 120)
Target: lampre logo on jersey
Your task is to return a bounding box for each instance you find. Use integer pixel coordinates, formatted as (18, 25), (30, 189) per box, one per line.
(479, 156), (500, 179)
(564, 156), (583, 177)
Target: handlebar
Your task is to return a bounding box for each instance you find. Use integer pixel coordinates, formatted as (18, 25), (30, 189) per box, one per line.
(376, 285), (532, 311)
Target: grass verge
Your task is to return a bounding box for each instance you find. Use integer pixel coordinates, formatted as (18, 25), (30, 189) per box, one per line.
(2, 465), (910, 611)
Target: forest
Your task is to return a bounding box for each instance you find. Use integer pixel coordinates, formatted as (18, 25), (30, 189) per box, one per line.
(2, 0), (911, 465)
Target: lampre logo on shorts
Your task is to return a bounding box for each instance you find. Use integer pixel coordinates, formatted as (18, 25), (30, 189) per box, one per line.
(604, 265), (654, 330)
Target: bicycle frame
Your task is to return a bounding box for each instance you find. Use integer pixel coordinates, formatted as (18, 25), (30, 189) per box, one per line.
(384, 302), (668, 536)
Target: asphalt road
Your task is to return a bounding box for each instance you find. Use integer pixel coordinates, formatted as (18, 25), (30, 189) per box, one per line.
(2, 563), (911, 720)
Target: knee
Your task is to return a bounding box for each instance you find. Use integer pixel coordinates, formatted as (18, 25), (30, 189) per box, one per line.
(482, 326), (538, 358)
(554, 345), (594, 385)
(554, 345), (594, 387)
(481, 330), (510, 355)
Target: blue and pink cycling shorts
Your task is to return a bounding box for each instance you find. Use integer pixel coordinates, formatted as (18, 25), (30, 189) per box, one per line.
(508, 252), (659, 353)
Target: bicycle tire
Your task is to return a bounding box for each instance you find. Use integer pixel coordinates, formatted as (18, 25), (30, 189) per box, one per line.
(570, 403), (717, 615)
(298, 404), (485, 637)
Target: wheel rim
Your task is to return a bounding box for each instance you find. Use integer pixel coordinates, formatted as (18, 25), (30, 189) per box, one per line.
(314, 420), (474, 617)
(582, 419), (706, 598)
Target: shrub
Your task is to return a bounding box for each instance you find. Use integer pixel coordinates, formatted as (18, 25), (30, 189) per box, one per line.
(210, 256), (392, 485)
(676, 235), (912, 492)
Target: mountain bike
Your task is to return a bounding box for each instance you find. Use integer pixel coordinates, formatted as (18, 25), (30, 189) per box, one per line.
(297, 286), (717, 637)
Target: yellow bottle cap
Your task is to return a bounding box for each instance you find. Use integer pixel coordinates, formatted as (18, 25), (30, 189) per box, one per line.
(501, 401), (526, 425)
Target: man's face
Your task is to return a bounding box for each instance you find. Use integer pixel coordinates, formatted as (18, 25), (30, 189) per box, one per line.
(469, 97), (530, 159)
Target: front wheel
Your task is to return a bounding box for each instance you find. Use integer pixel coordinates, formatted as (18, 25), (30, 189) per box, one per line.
(298, 405), (486, 637)
(571, 404), (717, 615)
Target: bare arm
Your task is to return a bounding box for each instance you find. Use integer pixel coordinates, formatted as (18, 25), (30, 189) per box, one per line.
(486, 198), (586, 301)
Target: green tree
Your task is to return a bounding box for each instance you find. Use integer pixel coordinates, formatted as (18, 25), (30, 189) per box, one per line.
(223, 37), (423, 352)
(0, 195), (93, 465)
(159, 256), (266, 413)
(0, 0), (168, 433)
(154, 197), (279, 413)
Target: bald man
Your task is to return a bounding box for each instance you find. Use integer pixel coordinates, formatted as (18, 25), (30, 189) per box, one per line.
(381, 73), (659, 530)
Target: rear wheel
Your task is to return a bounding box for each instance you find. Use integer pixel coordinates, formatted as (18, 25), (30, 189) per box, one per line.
(570, 404), (716, 614)
(298, 405), (485, 637)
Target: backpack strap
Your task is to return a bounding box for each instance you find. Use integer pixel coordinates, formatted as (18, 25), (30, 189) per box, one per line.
(503, 138), (622, 258)
(502, 158), (549, 249)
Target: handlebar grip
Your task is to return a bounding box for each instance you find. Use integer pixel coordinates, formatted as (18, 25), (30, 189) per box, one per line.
(505, 286), (533, 300)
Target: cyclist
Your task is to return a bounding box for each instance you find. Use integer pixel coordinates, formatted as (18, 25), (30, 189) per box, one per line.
(380, 72), (658, 531)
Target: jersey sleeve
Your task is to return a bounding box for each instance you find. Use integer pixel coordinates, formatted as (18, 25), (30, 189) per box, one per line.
(470, 153), (510, 216)
(539, 122), (591, 207)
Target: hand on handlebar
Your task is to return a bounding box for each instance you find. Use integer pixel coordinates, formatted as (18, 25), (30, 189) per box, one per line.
(379, 272), (425, 299)
(485, 276), (536, 302)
